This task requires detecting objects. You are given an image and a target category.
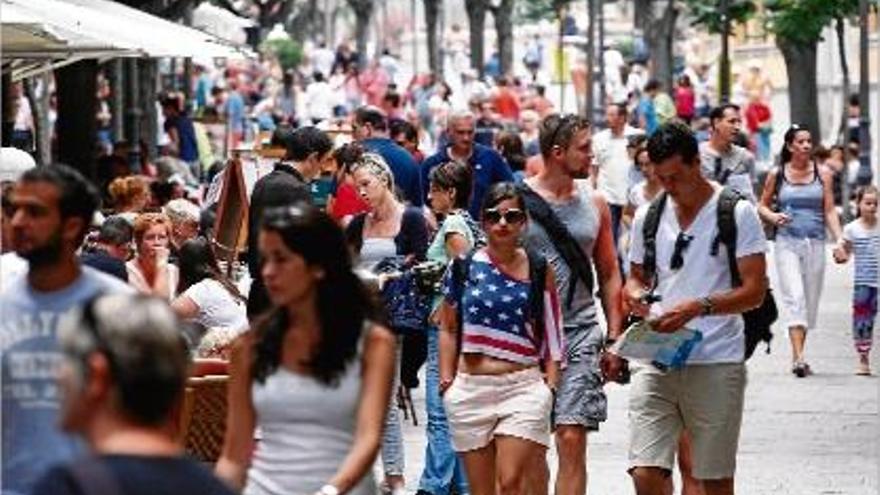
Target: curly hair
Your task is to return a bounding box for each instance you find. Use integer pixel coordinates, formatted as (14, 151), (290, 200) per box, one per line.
(132, 212), (171, 245)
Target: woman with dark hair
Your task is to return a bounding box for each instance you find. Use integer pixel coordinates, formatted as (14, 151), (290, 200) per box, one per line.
(494, 131), (528, 182)
(215, 205), (395, 495)
(171, 237), (248, 331)
(437, 183), (563, 495)
(758, 125), (843, 377)
(417, 161), (484, 495)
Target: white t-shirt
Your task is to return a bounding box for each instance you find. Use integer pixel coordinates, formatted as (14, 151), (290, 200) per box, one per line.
(629, 189), (768, 363)
(181, 278), (248, 331)
(593, 126), (643, 205)
(842, 219), (880, 287)
(0, 252), (28, 292)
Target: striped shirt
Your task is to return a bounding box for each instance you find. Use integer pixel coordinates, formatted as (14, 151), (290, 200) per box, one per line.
(442, 250), (564, 365)
(843, 219), (880, 287)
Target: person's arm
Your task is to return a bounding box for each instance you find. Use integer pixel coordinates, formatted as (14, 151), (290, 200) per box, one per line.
(649, 253), (767, 333)
(215, 332), (257, 490)
(821, 168), (843, 242)
(591, 194), (624, 340)
(166, 126), (181, 157)
(757, 168), (788, 226)
(436, 300), (459, 393)
(324, 324), (395, 494)
(542, 269), (563, 390)
(171, 294), (199, 320)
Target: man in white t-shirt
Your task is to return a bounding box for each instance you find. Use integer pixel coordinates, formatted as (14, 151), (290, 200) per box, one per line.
(592, 103), (643, 246)
(624, 122), (768, 495)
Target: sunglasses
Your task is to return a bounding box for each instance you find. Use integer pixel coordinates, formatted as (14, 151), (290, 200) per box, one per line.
(483, 208), (526, 225)
(670, 232), (694, 271)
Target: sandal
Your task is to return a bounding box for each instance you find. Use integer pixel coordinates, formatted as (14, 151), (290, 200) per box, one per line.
(792, 362), (809, 378)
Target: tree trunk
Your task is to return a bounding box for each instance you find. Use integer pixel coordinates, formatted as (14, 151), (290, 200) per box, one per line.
(2, 73), (15, 147)
(124, 59), (142, 172)
(424, 0), (443, 76)
(835, 16), (851, 143)
(645, 0), (676, 92)
(347, 0), (374, 68)
(465, 0), (488, 76)
(634, 0), (652, 32)
(24, 77), (51, 166)
(778, 38), (821, 141)
(492, 0), (514, 77)
(491, 0), (514, 77)
(139, 58), (159, 163)
(56, 60), (98, 180)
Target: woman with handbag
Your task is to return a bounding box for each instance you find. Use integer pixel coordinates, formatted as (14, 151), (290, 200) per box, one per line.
(344, 152), (429, 495)
(758, 125), (843, 377)
(417, 161), (485, 495)
(215, 205), (395, 495)
(437, 183), (564, 495)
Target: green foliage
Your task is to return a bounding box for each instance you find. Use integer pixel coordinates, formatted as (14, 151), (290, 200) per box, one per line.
(763, 0), (860, 46)
(515, 0), (570, 23)
(261, 37), (304, 71)
(685, 0), (757, 33)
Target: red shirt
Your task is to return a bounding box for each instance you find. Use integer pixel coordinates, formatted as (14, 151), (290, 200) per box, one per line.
(493, 89), (521, 121)
(745, 102), (771, 134)
(330, 182), (370, 221)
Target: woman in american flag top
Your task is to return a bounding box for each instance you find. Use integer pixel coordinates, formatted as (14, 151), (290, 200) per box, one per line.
(436, 183), (564, 495)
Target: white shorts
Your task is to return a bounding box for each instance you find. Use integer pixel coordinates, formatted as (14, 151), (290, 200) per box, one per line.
(443, 367), (553, 452)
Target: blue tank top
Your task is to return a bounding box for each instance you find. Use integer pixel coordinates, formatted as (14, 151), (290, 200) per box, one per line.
(777, 164), (826, 240)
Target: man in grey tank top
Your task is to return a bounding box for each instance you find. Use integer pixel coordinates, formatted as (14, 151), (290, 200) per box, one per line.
(699, 104), (757, 202)
(521, 114), (625, 495)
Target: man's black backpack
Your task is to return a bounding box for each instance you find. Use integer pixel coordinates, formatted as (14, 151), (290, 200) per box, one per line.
(641, 187), (777, 360)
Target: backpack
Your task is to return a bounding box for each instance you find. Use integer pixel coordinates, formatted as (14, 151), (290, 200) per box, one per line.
(641, 187), (777, 360)
(449, 249), (548, 356)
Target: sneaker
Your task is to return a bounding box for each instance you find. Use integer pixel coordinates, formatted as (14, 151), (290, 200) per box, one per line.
(792, 362), (808, 378)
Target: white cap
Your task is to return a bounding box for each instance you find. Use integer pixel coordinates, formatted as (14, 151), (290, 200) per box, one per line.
(0, 147), (36, 182)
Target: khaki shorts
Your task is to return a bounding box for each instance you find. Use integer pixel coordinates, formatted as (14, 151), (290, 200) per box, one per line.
(442, 367), (553, 452)
(628, 362), (746, 480)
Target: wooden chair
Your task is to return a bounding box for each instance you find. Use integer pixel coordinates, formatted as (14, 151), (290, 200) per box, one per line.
(178, 360), (229, 463)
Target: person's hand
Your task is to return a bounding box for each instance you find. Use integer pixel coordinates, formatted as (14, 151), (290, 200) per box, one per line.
(600, 351), (626, 384)
(648, 299), (702, 334)
(832, 244), (849, 264)
(155, 246), (170, 267)
(623, 286), (651, 319)
(439, 377), (455, 396)
(771, 212), (791, 227)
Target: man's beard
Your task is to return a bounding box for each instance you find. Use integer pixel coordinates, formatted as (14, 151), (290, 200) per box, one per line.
(18, 230), (63, 268)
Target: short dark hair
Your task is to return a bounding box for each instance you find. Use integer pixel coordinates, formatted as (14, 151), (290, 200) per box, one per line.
(480, 182), (525, 221)
(539, 114), (591, 158)
(708, 104), (740, 129)
(288, 126), (333, 162)
(20, 165), (100, 243)
(389, 119), (417, 143)
(647, 121), (699, 166)
(429, 161), (473, 209)
(644, 79), (662, 92)
(354, 106), (388, 132)
(97, 216), (133, 245)
(609, 102), (628, 118)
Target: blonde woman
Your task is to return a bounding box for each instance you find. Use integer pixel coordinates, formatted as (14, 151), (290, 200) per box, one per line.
(127, 213), (178, 300)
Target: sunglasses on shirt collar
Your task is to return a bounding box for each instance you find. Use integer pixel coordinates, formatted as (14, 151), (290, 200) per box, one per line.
(670, 232), (694, 271)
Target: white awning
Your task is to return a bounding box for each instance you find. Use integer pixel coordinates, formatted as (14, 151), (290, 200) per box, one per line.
(2, 0), (252, 59)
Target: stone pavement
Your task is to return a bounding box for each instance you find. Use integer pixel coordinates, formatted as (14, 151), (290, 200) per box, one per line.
(377, 248), (878, 495)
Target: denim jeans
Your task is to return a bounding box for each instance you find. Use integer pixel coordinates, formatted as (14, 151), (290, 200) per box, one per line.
(381, 339), (405, 476)
(418, 326), (469, 495)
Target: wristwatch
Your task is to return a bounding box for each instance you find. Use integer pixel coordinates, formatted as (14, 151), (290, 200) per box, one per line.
(319, 484), (340, 495)
(698, 296), (715, 316)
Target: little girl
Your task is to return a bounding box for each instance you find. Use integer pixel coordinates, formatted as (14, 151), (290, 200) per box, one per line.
(834, 185), (880, 375)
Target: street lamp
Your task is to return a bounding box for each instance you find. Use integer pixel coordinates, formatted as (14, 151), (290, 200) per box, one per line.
(856, 0), (873, 185)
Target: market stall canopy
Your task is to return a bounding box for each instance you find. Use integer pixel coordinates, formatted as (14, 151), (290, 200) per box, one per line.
(2, 0), (252, 61)
(191, 2), (255, 47)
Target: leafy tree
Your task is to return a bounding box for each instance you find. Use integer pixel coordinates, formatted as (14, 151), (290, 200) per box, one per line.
(763, 0), (859, 139)
(262, 38), (304, 71)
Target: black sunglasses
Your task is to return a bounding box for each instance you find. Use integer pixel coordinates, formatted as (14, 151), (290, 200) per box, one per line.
(546, 114), (580, 149)
(670, 232), (694, 271)
(483, 208), (527, 225)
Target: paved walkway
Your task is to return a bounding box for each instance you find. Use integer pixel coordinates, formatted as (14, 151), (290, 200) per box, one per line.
(379, 249), (878, 494)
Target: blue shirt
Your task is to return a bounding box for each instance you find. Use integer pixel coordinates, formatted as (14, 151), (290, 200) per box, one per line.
(362, 137), (423, 207)
(225, 91), (246, 133)
(164, 114), (199, 162)
(638, 96), (658, 135)
(0, 266), (133, 495)
(421, 143), (515, 217)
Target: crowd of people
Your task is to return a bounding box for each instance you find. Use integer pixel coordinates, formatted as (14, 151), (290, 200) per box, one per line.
(2, 49), (877, 495)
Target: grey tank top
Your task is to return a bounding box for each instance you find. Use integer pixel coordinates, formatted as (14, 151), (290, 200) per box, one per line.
(524, 181), (601, 342)
(777, 167), (826, 240)
(243, 333), (376, 495)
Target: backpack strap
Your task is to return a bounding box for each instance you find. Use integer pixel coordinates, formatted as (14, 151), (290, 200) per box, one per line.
(65, 457), (124, 495)
(526, 248), (548, 352)
(451, 251), (475, 357)
(641, 192), (668, 283)
(517, 183), (593, 307)
(714, 187), (744, 287)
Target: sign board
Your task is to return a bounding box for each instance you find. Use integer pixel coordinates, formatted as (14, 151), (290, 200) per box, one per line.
(212, 158), (249, 271)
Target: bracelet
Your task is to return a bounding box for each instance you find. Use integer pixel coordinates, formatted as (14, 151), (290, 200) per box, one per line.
(698, 296), (715, 316)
